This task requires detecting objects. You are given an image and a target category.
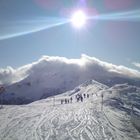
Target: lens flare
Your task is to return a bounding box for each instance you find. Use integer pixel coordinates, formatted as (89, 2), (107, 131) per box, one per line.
(0, 17), (69, 41)
(0, 9), (140, 41)
(71, 10), (87, 28)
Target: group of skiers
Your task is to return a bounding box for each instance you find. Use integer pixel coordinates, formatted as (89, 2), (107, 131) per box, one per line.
(60, 93), (90, 104)
(75, 93), (89, 102)
(61, 97), (73, 104)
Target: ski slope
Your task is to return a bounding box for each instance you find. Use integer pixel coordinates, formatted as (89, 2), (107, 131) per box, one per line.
(0, 81), (140, 140)
(0, 97), (114, 140)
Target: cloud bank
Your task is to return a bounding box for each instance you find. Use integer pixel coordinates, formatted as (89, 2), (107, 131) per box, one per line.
(0, 54), (140, 86)
(0, 65), (31, 85)
(133, 62), (140, 69)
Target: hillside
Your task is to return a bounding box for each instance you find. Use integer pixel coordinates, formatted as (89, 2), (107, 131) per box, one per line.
(0, 80), (140, 140)
(1, 55), (140, 104)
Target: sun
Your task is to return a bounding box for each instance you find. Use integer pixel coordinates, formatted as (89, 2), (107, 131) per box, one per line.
(71, 10), (87, 29)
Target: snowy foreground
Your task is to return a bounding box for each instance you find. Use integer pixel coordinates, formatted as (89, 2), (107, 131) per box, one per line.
(0, 81), (140, 140)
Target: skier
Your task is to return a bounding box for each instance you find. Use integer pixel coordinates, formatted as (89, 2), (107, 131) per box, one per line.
(83, 94), (86, 98)
(61, 99), (63, 104)
(87, 94), (89, 98)
(80, 95), (83, 102)
(70, 97), (73, 103)
(65, 99), (67, 104)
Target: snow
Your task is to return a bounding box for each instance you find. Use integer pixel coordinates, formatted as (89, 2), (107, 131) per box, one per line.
(0, 98), (117, 140)
(0, 80), (140, 140)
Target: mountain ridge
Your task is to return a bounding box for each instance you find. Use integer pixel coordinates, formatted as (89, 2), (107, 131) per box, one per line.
(1, 55), (140, 104)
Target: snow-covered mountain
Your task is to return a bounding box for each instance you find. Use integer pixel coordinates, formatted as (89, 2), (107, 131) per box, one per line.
(0, 80), (140, 140)
(1, 55), (140, 104)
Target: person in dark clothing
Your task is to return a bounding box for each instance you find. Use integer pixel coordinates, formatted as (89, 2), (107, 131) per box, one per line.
(83, 94), (86, 98)
(80, 95), (83, 102)
(70, 97), (73, 103)
(61, 99), (63, 104)
(65, 99), (67, 104)
(87, 94), (89, 98)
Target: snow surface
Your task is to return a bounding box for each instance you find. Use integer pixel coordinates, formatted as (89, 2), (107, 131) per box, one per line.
(0, 80), (140, 140)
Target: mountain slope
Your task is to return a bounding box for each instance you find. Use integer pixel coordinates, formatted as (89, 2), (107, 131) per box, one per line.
(0, 80), (140, 140)
(2, 55), (140, 104)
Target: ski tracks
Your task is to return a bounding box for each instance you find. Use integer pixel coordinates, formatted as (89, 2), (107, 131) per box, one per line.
(0, 97), (115, 140)
(32, 99), (114, 140)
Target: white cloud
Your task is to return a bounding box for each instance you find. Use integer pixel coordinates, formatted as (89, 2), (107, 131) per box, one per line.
(0, 54), (140, 85)
(0, 65), (31, 85)
(132, 62), (140, 68)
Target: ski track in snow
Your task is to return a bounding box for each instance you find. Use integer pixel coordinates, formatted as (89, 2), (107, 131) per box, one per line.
(0, 95), (139, 140)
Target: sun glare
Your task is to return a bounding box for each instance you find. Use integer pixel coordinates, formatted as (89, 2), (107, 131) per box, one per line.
(71, 10), (87, 28)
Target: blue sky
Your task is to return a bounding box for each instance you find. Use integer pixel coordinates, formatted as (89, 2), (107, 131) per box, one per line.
(0, 0), (140, 70)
